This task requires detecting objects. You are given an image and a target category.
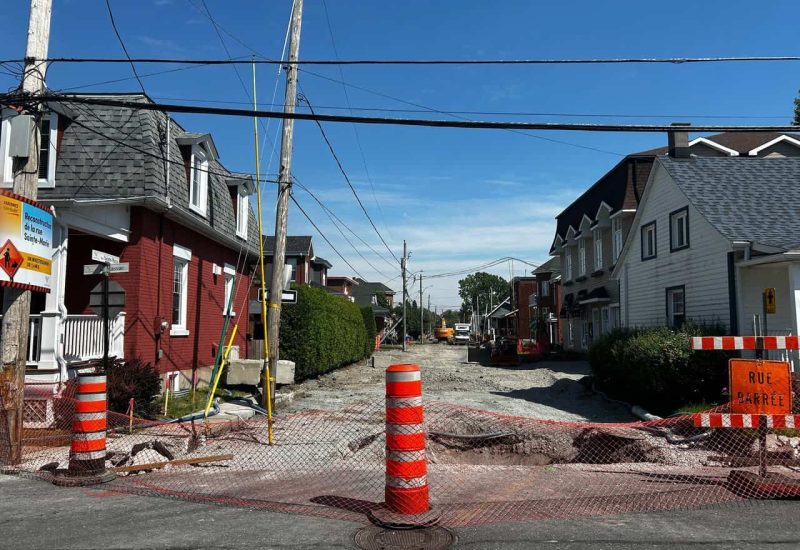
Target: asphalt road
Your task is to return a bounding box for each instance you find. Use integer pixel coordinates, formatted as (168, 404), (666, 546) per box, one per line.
(3, 473), (799, 549)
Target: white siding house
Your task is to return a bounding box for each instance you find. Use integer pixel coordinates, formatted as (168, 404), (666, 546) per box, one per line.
(615, 163), (732, 328)
(612, 153), (800, 367)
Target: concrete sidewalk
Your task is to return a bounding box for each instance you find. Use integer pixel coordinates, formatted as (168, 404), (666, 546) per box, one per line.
(2, 474), (799, 549)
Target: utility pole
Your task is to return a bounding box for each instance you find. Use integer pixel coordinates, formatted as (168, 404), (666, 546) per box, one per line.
(266, 0), (303, 412)
(0, 0), (52, 466)
(427, 294), (431, 337)
(401, 240), (407, 352)
(419, 272), (423, 343)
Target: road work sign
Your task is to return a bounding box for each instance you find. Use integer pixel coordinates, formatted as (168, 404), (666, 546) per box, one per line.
(729, 359), (792, 415)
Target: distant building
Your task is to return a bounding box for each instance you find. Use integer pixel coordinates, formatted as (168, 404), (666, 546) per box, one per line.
(352, 278), (396, 333)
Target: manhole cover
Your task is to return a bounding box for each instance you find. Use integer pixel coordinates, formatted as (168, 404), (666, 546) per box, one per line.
(353, 526), (455, 550)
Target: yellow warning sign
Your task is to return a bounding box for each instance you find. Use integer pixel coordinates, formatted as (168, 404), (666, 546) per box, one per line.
(764, 288), (777, 314)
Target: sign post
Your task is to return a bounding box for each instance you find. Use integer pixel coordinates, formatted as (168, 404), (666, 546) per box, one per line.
(85, 255), (127, 372)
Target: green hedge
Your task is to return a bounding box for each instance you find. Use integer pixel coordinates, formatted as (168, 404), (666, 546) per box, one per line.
(279, 285), (373, 382)
(588, 323), (731, 416)
(361, 306), (377, 357)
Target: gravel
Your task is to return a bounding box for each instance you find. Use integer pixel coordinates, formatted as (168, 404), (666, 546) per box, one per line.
(282, 343), (634, 423)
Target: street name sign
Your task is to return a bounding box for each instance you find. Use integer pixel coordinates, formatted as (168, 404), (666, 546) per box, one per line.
(83, 263), (130, 275)
(257, 288), (298, 304)
(91, 249), (120, 264)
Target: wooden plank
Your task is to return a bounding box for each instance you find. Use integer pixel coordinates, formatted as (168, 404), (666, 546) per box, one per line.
(111, 454), (233, 473)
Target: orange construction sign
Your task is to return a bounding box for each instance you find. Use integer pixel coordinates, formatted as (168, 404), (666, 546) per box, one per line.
(729, 359), (792, 415)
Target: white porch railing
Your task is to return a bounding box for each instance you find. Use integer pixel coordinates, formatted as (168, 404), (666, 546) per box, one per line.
(0, 312), (125, 366)
(63, 314), (125, 363)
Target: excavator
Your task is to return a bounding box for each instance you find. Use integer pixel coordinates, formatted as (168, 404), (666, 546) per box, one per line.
(434, 318), (454, 342)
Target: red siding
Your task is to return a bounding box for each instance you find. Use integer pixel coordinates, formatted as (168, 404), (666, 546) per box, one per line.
(66, 207), (251, 374)
(513, 279), (537, 340)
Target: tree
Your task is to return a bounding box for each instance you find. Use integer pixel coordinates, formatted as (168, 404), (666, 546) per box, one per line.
(441, 309), (461, 326)
(458, 272), (510, 315)
(795, 89), (800, 125)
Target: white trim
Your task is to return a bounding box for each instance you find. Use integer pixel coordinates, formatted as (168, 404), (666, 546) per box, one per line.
(223, 263), (236, 317)
(593, 201), (613, 221)
(188, 146), (208, 216)
(235, 190), (249, 240)
(688, 137), (739, 156)
(173, 243), (192, 261)
(1, 111), (58, 187)
(609, 208), (636, 220)
(223, 263), (236, 275)
(747, 134), (800, 156)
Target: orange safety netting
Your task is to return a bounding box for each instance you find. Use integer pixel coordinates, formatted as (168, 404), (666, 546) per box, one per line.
(3, 381), (799, 527)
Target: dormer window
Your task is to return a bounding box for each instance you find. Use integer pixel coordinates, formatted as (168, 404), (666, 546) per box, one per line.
(189, 146), (208, 216)
(236, 189), (249, 239)
(1, 111), (58, 188)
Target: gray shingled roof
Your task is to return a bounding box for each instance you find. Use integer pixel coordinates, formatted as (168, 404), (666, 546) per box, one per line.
(659, 156), (800, 251)
(40, 93), (260, 253)
(262, 236), (313, 256)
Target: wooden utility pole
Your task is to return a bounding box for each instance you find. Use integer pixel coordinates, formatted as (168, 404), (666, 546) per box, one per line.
(0, 0), (52, 466)
(401, 240), (407, 352)
(265, 0), (303, 411)
(419, 273), (423, 342)
(427, 294), (431, 338)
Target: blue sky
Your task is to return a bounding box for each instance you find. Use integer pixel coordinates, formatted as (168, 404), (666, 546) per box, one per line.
(2, 0), (799, 309)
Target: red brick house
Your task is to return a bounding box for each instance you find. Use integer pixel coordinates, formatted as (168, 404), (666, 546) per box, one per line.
(0, 93), (259, 393)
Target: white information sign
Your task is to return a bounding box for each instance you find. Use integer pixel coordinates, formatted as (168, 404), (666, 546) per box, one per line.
(0, 191), (53, 292)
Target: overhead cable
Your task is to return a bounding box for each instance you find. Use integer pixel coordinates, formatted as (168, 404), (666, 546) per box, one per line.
(22, 93), (800, 133)
(22, 55), (800, 66)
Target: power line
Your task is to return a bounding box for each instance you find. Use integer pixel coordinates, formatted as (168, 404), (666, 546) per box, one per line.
(26, 93), (800, 133)
(146, 96), (789, 120)
(292, 176), (397, 270)
(290, 194), (365, 280)
(103, 0), (147, 94)
(320, 0), (393, 242)
(294, 182), (391, 279)
(22, 55), (800, 66)
(298, 93), (400, 263)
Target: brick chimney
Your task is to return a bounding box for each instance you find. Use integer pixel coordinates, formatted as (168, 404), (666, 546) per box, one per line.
(668, 122), (691, 158)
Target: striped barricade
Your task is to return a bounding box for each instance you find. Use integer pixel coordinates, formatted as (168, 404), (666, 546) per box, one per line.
(691, 336), (800, 351)
(693, 413), (800, 429)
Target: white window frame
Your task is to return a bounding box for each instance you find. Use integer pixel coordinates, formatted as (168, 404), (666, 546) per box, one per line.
(564, 250), (573, 280)
(666, 286), (686, 328)
(610, 304), (621, 330)
(578, 239), (587, 276)
(540, 280), (550, 298)
(189, 146), (208, 216)
(593, 228), (603, 271)
(670, 207), (689, 251)
(567, 318), (574, 348)
(1, 111), (58, 188)
(171, 244), (192, 336)
(223, 263), (236, 316)
(641, 221), (657, 260)
(236, 188), (249, 239)
(611, 217), (623, 263)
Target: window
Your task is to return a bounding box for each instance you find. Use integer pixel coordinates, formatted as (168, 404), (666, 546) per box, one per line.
(612, 217), (623, 263)
(670, 207), (689, 251)
(593, 229), (603, 271)
(581, 319), (590, 349)
(171, 245), (191, 336)
(567, 319), (574, 348)
(236, 189), (249, 239)
(1, 111), (57, 187)
(223, 264), (236, 316)
(286, 257), (297, 283)
(578, 239), (587, 275)
(189, 146), (208, 215)
(592, 309), (601, 343)
(666, 286), (686, 328)
(610, 305), (621, 330)
(641, 221), (657, 260)
(540, 280), (550, 297)
(564, 250), (573, 280)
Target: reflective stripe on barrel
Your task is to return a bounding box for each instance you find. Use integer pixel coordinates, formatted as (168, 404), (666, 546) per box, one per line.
(72, 412), (107, 433)
(385, 363), (429, 515)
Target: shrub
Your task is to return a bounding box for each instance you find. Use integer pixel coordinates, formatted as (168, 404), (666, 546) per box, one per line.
(106, 358), (161, 419)
(588, 323), (731, 416)
(361, 306), (377, 357)
(280, 284), (371, 382)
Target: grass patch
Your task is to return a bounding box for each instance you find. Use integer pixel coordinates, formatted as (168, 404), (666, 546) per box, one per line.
(673, 402), (720, 415)
(156, 389), (211, 419)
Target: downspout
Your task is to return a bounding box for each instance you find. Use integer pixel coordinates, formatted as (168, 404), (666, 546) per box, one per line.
(727, 252), (739, 335)
(54, 215), (69, 385)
